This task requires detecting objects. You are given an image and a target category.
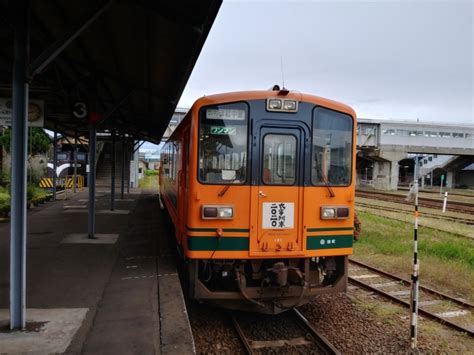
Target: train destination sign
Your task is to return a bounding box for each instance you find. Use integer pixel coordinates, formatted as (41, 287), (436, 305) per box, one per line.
(210, 126), (236, 135)
(262, 202), (295, 229)
(206, 108), (246, 120)
(0, 98), (45, 127)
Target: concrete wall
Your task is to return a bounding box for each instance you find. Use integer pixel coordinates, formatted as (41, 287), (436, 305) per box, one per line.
(456, 170), (474, 188)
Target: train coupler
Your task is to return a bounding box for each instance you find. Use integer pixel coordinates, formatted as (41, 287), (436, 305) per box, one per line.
(267, 262), (304, 287)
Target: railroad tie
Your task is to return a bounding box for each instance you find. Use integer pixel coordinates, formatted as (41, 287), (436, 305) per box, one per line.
(418, 300), (443, 307)
(388, 290), (411, 297)
(434, 310), (469, 318)
(370, 281), (399, 288)
(250, 337), (313, 350)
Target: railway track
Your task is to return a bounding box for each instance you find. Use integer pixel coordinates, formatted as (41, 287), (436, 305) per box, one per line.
(356, 190), (474, 215)
(230, 308), (340, 354)
(398, 187), (474, 199)
(348, 259), (474, 336)
(356, 201), (474, 226)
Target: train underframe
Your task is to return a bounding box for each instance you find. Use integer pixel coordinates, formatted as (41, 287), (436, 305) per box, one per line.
(187, 255), (348, 314)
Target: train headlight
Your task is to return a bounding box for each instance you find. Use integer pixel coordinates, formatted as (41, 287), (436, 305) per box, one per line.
(321, 206), (350, 219)
(202, 205), (234, 219)
(283, 100), (297, 111)
(321, 207), (336, 219)
(218, 207), (233, 218)
(268, 99), (282, 110)
(267, 98), (298, 112)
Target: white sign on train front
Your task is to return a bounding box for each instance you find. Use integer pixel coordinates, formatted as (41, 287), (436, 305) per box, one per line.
(262, 202), (294, 229)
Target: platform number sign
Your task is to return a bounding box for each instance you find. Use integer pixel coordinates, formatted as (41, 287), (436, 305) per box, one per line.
(72, 102), (88, 119)
(262, 202), (294, 229)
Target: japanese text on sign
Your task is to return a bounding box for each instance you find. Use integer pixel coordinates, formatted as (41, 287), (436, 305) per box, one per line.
(262, 202), (294, 229)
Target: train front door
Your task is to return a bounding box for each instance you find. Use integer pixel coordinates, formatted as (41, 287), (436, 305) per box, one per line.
(249, 124), (306, 256)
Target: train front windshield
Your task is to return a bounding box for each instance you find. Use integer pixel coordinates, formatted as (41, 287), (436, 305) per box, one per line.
(312, 107), (353, 186)
(198, 102), (248, 184)
(198, 101), (353, 186)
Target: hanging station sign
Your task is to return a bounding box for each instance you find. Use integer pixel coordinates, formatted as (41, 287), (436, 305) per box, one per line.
(0, 98), (45, 127)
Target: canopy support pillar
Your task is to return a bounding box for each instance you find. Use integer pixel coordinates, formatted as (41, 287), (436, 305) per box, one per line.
(110, 129), (116, 210)
(88, 124), (97, 239)
(10, 0), (30, 330)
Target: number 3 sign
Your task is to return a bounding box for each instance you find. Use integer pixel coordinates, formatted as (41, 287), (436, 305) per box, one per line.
(72, 102), (88, 119)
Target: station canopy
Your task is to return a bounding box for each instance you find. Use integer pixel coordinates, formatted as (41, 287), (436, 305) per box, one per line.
(0, 0), (222, 143)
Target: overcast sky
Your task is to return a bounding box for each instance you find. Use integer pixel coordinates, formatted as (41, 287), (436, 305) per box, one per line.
(177, 0), (473, 124)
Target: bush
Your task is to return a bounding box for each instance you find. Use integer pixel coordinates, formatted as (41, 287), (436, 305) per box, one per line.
(0, 168), (10, 186)
(144, 169), (159, 176)
(0, 128), (50, 154)
(0, 190), (9, 216)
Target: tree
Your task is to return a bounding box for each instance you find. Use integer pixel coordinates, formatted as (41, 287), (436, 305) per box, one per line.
(0, 128), (51, 155)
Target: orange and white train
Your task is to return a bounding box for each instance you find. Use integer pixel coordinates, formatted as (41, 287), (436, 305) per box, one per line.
(160, 87), (357, 313)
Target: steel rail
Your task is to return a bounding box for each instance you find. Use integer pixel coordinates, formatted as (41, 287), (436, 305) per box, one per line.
(349, 259), (474, 309)
(348, 261), (474, 336)
(356, 191), (474, 213)
(229, 310), (340, 355)
(292, 308), (341, 355)
(355, 202), (474, 226)
(397, 187), (474, 199)
(229, 312), (254, 355)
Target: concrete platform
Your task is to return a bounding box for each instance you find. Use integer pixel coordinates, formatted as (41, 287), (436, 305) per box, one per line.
(0, 308), (88, 353)
(63, 209), (130, 215)
(63, 204), (88, 209)
(0, 188), (194, 354)
(62, 233), (119, 244)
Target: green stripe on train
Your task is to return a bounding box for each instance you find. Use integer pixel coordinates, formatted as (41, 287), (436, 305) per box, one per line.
(307, 227), (354, 232)
(306, 234), (353, 250)
(186, 225), (250, 233)
(188, 236), (249, 251)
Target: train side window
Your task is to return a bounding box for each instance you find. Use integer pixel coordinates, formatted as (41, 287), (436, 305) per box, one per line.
(262, 134), (296, 185)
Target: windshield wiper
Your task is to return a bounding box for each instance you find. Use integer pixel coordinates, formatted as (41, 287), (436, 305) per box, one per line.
(218, 156), (245, 197)
(218, 171), (242, 197)
(321, 175), (336, 198)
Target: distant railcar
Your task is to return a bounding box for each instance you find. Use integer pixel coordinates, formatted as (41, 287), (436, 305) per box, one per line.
(160, 88), (357, 314)
(46, 148), (87, 186)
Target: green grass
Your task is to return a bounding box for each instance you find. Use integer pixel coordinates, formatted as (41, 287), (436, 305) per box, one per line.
(354, 211), (474, 301)
(139, 175), (159, 189)
(356, 212), (474, 266)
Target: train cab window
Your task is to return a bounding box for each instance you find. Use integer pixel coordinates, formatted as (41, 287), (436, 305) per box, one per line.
(312, 107), (353, 186)
(76, 152), (86, 161)
(262, 134), (296, 185)
(57, 153), (68, 160)
(198, 103), (248, 184)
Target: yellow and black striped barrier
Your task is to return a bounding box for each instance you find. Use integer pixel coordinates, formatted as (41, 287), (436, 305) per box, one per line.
(78, 175), (84, 189)
(65, 175), (85, 190)
(40, 176), (85, 190)
(39, 178), (53, 188)
(65, 178), (74, 189)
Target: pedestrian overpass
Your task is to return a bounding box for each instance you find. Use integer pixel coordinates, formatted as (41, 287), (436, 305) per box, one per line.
(356, 119), (474, 189)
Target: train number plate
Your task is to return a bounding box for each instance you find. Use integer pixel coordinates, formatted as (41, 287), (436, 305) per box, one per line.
(262, 202), (294, 229)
